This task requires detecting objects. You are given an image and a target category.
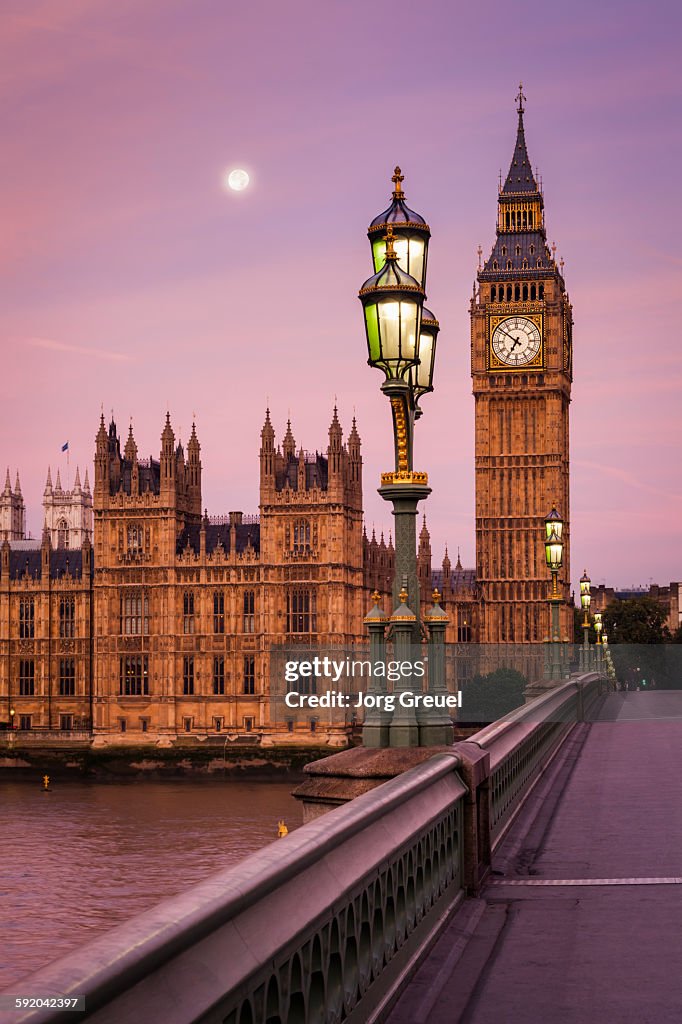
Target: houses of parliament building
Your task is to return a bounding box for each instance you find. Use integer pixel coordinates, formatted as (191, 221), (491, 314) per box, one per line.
(0, 92), (575, 746)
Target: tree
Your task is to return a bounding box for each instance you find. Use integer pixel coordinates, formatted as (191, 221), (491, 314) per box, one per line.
(603, 597), (671, 644)
(603, 598), (677, 690)
(462, 667), (527, 724)
(573, 605), (585, 644)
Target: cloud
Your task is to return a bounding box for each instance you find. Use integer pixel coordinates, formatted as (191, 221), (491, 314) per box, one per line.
(25, 336), (131, 362)
(574, 459), (682, 503)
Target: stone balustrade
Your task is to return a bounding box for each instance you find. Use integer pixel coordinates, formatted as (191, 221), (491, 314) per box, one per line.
(8, 673), (603, 1024)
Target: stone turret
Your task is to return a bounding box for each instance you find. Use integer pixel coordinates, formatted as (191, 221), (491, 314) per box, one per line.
(260, 409), (276, 495)
(0, 467), (26, 541)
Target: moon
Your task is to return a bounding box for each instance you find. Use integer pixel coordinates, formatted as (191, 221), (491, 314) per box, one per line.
(226, 168), (250, 192)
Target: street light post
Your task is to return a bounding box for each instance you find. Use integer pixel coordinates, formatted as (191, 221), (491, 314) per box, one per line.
(361, 169), (438, 628)
(579, 570), (591, 673)
(359, 223), (431, 629)
(594, 611), (603, 675)
(360, 169), (444, 747)
(544, 506), (564, 682)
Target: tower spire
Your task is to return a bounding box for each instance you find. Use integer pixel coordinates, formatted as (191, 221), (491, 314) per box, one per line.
(502, 84), (538, 195)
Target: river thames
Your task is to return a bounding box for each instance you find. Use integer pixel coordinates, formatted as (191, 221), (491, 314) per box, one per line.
(0, 778), (302, 990)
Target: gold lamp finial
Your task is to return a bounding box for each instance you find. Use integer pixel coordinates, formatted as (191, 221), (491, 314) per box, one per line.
(432, 588), (441, 604)
(371, 590), (381, 605)
(399, 586), (408, 604)
(384, 224), (397, 260)
(392, 165), (404, 198)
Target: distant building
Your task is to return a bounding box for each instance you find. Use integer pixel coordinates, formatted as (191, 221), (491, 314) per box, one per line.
(43, 466), (93, 549)
(591, 582), (682, 634)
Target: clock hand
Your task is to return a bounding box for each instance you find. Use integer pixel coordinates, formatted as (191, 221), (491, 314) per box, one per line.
(498, 326), (521, 345)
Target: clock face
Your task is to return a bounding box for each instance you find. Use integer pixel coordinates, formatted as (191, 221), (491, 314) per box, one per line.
(491, 316), (542, 366)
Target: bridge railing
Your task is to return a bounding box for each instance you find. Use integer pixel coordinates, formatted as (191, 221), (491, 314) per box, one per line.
(9, 673), (603, 1024)
(470, 672), (602, 848)
(10, 751), (467, 1024)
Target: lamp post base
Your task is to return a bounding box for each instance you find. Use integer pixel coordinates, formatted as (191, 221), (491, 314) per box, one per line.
(378, 480), (431, 631)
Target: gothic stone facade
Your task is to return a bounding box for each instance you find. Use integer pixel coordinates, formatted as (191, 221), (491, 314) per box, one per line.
(472, 92), (573, 644)
(0, 409), (484, 745)
(0, 411), (368, 745)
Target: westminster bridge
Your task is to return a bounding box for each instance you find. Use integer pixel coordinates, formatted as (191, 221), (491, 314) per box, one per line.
(6, 676), (682, 1024)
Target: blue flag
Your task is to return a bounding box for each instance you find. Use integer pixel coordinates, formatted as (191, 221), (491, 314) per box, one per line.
(61, 442), (69, 452)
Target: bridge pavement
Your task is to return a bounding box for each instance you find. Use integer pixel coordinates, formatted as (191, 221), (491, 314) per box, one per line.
(387, 691), (682, 1024)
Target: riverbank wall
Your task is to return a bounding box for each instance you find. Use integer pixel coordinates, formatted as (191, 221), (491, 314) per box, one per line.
(0, 742), (340, 779)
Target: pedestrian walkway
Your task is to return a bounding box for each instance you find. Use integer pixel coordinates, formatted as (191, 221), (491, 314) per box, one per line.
(387, 691), (682, 1024)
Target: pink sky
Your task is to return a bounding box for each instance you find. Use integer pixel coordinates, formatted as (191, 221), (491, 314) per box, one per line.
(1, 0), (681, 591)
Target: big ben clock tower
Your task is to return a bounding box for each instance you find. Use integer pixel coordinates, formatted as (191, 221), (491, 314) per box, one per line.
(472, 86), (573, 645)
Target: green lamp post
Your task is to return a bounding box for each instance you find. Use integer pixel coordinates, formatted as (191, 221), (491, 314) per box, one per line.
(594, 611), (603, 674)
(359, 214), (433, 628)
(579, 570), (591, 673)
(544, 506), (564, 681)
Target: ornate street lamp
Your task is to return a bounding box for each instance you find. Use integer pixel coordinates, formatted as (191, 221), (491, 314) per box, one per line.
(368, 167), (430, 288)
(580, 569), (591, 673)
(359, 168), (447, 749)
(410, 309), (439, 419)
(359, 220), (431, 626)
(544, 505), (564, 543)
(594, 610), (603, 674)
(360, 225), (424, 383)
(544, 506), (564, 681)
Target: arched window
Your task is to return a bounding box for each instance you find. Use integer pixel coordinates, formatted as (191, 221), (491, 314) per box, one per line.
(515, 245), (521, 256)
(57, 519), (69, 549)
(528, 212), (534, 229)
(506, 260), (512, 270)
(522, 284), (528, 300)
(491, 285), (497, 301)
(529, 244), (535, 255)
(120, 590), (149, 635)
(293, 518), (311, 554)
(514, 284), (520, 301)
(522, 259), (528, 270)
(506, 285), (512, 301)
(537, 258), (543, 267)
(493, 260), (499, 270)
(286, 588), (317, 634)
(530, 284), (537, 300)
(183, 592), (195, 634)
(19, 598), (35, 638)
(501, 245), (507, 256)
(60, 597), (75, 638)
(127, 524), (142, 553)
(243, 590), (255, 633)
(539, 284), (545, 300)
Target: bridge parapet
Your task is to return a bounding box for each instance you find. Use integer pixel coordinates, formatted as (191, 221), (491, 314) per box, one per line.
(9, 752), (467, 1024)
(475, 671), (602, 845)
(9, 674), (603, 1024)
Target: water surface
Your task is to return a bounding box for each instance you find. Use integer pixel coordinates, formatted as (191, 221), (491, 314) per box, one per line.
(0, 778), (302, 990)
